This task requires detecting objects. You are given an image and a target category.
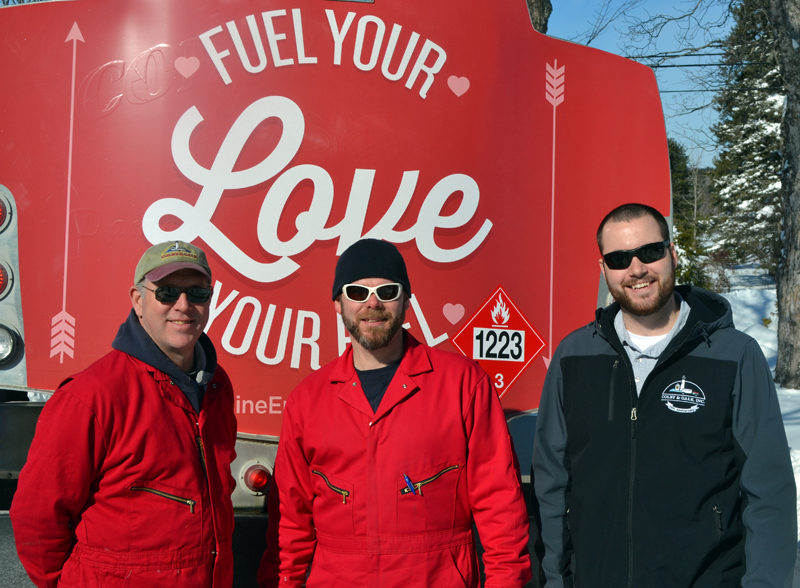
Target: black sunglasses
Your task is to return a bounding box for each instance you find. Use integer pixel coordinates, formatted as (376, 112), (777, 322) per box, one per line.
(602, 240), (671, 270)
(342, 283), (403, 303)
(141, 285), (213, 304)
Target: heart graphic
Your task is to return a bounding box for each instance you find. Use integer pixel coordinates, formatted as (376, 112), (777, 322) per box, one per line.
(443, 303), (465, 325)
(174, 56), (200, 78)
(447, 75), (470, 97)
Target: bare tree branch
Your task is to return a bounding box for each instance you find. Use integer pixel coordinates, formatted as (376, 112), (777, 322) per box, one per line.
(585, 0), (646, 45)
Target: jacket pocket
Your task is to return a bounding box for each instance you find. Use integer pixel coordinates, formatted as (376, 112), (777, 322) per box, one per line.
(311, 470), (351, 503)
(126, 481), (204, 551)
(399, 464), (460, 495)
(396, 463), (464, 532)
(311, 470), (354, 534)
(130, 486), (197, 512)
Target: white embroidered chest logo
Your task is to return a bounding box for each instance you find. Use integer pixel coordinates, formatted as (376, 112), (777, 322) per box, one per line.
(661, 376), (706, 414)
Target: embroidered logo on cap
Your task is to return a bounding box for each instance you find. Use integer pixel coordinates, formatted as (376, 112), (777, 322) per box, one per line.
(161, 241), (198, 261)
(661, 376), (706, 414)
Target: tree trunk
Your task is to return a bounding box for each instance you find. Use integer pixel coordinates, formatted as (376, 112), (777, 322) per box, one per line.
(526, 0), (552, 33)
(771, 0), (800, 387)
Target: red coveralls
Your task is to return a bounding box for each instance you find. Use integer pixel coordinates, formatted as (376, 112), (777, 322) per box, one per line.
(259, 334), (531, 587)
(11, 350), (237, 587)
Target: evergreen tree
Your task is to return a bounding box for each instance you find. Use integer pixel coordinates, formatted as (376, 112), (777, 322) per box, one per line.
(670, 139), (720, 288)
(709, 0), (783, 274)
(671, 139), (705, 286)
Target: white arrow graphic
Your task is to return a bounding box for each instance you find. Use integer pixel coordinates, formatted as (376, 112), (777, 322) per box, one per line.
(543, 60), (565, 368)
(50, 22), (84, 364)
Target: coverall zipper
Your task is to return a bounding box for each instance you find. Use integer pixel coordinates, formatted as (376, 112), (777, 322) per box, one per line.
(196, 430), (208, 477)
(194, 418), (218, 569)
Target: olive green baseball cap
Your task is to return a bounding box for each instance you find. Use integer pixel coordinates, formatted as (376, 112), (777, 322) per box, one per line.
(134, 241), (211, 284)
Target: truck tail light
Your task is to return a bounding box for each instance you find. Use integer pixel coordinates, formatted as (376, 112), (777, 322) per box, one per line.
(241, 461), (271, 495)
(0, 324), (20, 366)
(0, 263), (12, 300)
(0, 198), (8, 232)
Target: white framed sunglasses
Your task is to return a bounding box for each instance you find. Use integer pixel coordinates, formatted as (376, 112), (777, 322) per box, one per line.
(342, 282), (403, 303)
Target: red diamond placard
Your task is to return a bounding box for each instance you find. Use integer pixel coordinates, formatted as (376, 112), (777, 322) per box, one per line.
(451, 286), (546, 397)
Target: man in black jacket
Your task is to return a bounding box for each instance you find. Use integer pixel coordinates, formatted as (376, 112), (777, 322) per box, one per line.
(533, 203), (796, 587)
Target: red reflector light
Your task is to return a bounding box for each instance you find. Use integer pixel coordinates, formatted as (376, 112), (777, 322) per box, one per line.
(243, 464), (271, 493)
(0, 264), (9, 298)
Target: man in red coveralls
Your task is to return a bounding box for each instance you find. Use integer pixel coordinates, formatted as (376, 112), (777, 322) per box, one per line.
(258, 238), (531, 587)
(11, 241), (237, 588)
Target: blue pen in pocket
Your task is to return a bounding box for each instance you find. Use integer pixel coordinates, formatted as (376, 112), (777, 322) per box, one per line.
(403, 473), (417, 495)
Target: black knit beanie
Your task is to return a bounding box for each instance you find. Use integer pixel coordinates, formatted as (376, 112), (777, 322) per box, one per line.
(331, 239), (412, 300)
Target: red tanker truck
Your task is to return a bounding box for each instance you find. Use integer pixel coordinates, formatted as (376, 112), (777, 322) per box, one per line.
(0, 0), (670, 509)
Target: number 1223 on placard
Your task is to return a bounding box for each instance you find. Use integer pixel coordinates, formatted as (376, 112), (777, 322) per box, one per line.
(472, 328), (525, 361)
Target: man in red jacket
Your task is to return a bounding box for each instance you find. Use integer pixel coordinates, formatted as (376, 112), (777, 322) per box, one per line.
(258, 238), (531, 587)
(11, 241), (237, 588)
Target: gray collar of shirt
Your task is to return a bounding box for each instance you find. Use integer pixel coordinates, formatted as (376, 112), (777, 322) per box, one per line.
(613, 293), (691, 394)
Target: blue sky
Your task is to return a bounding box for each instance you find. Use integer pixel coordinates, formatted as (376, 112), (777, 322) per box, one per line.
(546, 1), (732, 167)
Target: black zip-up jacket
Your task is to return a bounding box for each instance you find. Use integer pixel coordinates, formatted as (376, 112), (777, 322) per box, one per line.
(533, 285), (796, 587)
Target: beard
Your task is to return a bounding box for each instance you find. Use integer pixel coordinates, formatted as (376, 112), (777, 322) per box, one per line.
(342, 306), (406, 350)
(609, 266), (676, 317)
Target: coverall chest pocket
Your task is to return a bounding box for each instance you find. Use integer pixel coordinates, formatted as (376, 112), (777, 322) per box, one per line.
(126, 480), (203, 550)
(396, 463), (463, 533)
(311, 470), (354, 534)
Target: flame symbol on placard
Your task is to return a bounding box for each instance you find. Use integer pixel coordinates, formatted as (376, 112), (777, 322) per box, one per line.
(491, 294), (510, 326)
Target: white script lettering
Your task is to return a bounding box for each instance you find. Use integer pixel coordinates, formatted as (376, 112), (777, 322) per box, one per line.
(143, 97), (492, 283)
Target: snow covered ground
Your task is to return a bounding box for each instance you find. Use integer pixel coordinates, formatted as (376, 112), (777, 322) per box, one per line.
(718, 266), (800, 557)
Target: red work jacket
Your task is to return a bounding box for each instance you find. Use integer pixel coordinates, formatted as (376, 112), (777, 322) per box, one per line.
(11, 350), (237, 588)
(259, 334), (531, 587)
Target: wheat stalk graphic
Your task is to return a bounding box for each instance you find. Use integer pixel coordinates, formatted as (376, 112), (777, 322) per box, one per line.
(545, 60), (565, 107)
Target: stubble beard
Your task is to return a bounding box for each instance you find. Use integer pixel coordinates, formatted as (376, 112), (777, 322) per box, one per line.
(342, 307), (405, 350)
